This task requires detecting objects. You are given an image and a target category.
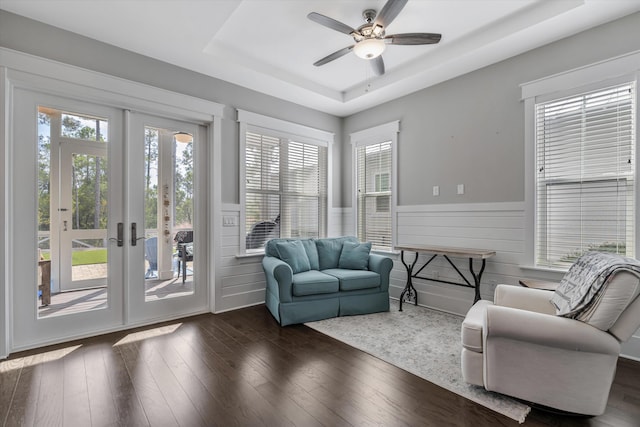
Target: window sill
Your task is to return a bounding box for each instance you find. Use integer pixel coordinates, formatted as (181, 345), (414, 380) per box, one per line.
(373, 249), (400, 257)
(519, 265), (567, 280)
(235, 251), (265, 259)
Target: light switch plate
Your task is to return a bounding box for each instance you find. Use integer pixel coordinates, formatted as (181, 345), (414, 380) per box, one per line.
(223, 215), (237, 227)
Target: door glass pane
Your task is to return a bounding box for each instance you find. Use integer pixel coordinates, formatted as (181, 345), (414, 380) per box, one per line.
(144, 127), (194, 301)
(61, 112), (108, 142)
(66, 152), (108, 292)
(144, 128), (159, 281)
(37, 108), (52, 313)
(37, 106), (109, 318)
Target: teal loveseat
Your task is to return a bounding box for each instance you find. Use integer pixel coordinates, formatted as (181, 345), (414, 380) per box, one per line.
(262, 236), (393, 326)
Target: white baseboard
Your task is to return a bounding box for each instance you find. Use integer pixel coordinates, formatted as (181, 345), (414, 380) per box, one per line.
(216, 289), (265, 313)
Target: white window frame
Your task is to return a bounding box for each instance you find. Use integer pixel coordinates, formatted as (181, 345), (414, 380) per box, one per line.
(522, 51), (640, 271)
(374, 172), (391, 213)
(238, 110), (334, 254)
(350, 121), (399, 252)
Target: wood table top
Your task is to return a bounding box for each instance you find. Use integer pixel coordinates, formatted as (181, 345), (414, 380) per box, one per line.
(394, 244), (496, 259)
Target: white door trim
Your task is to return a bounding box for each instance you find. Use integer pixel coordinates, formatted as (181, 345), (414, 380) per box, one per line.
(1, 48), (224, 357)
(10, 90), (126, 351)
(0, 47), (224, 121)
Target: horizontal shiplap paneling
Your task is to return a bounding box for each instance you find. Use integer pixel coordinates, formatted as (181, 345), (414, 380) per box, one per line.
(216, 206), (265, 312)
(393, 202), (526, 315)
(215, 206), (348, 312)
(213, 201), (640, 360)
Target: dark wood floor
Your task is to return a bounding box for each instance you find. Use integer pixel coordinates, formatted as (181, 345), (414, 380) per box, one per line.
(1, 305), (639, 427)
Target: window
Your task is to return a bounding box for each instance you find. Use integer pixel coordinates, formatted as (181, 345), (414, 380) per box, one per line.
(239, 111), (331, 252)
(534, 82), (636, 268)
(351, 121), (399, 251)
(374, 172), (390, 212)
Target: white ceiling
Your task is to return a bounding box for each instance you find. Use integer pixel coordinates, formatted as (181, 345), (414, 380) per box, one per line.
(2, 0), (640, 116)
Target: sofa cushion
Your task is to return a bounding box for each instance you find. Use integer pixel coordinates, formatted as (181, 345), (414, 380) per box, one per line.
(338, 241), (371, 270)
(301, 239), (320, 271)
(316, 239), (345, 270)
(316, 236), (359, 270)
(275, 240), (310, 274)
(322, 269), (380, 291)
(292, 270), (339, 296)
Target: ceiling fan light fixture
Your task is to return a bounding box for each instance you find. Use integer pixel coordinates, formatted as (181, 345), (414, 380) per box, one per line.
(353, 38), (386, 59)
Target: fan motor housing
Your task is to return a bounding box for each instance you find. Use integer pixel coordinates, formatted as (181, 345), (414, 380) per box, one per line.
(356, 9), (385, 40)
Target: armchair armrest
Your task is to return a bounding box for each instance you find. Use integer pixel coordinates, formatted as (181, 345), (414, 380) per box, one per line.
(485, 305), (620, 354)
(262, 256), (293, 303)
(368, 253), (393, 292)
(494, 284), (555, 315)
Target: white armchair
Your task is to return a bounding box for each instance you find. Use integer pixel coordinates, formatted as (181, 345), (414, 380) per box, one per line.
(461, 271), (640, 415)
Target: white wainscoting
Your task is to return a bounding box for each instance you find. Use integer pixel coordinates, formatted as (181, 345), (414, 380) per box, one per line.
(215, 205), (350, 313)
(213, 201), (639, 360)
(392, 201), (639, 360)
(215, 204), (263, 312)
(392, 202), (526, 315)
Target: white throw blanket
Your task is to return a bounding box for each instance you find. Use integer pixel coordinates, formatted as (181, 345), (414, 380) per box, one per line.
(551, 251), (640, 318)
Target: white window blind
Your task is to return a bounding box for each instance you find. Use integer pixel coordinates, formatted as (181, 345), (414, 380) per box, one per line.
(245, 130), (327, 251)
(356, 141), (392, 250)
(535, 82), (636, 268)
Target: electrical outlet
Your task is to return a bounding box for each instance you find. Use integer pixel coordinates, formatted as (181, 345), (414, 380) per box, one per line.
(457, 184), (465, 195)
(432, 185), (440, 196)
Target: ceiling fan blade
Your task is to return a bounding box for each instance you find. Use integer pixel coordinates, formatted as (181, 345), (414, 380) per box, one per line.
(307, 12), (357, 36)
(371, 56), (385, 76)
(385, 33), (442, 45)
(313, 45), (354, 67)
(374, 0), (408, 28)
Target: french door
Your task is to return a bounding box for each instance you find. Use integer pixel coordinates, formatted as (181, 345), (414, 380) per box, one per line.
(11, 89), (207, 351)
(126, 112), (206, 324)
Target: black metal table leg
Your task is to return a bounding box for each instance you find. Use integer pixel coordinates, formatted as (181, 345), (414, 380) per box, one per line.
(399, 250), (419, 311)
(469, 258), (486, 303)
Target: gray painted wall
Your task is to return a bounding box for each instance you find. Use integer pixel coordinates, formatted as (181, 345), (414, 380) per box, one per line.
(342, 12), (640, 207)
(3, 9), (639, 209)
(0, 10), (342, 207)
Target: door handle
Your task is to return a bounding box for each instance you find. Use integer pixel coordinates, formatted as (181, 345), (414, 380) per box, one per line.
(108, 222), (124, 247)
(131, 222), (145, 246)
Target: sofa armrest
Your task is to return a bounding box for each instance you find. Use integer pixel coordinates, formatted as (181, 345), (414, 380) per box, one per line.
(494, 284), (556, 315)
(368, 253), (393, 292)
(485, 305), (620, 354)
(262, 256), (293, 303)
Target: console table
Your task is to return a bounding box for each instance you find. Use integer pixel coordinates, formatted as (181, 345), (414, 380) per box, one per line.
(394, 244), (496, 311)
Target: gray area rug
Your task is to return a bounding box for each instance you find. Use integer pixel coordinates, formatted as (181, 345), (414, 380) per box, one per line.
(305, 299), (531, 423)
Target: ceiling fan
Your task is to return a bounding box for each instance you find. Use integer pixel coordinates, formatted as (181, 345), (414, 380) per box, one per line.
(307, 0), (441, 76)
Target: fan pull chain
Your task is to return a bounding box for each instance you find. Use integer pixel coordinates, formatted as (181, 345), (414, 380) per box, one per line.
(365, 60), (373, 93)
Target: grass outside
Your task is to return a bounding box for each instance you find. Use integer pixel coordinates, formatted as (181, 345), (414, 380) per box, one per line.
(40, 249), (107, 266)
